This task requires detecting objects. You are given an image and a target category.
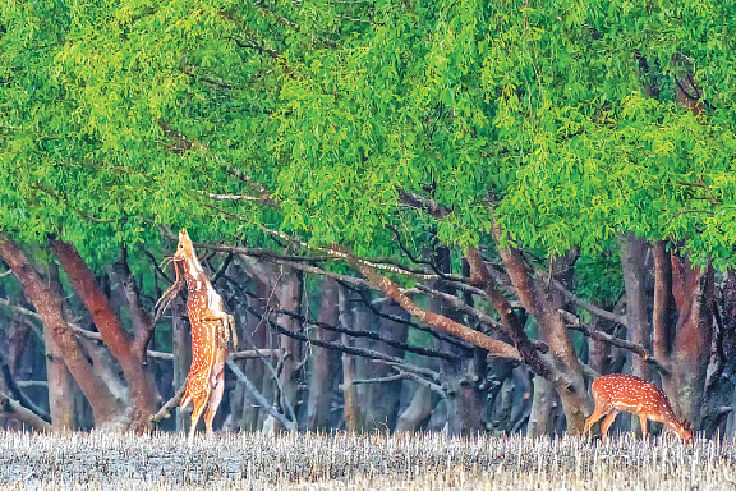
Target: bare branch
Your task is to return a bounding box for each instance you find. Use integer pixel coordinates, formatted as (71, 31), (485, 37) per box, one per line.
(558, 309), (670, 376)
(343, 283), (474, 350)
(548, 275), (627, 325)
(0, 390), (51, 431)
(275, 308), (461, 361)
(0, 354), (51, 423)
(226, 359), (296, 431)
(347, 374), (405, 387)
(252, 304), (443, 382)
(230, 349), (286, 360)
(339, 247), (522, 361)
(393, 368), (446, 396)
(150, 383), (187, 425)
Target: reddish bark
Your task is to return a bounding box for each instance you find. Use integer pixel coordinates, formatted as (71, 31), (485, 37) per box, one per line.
(0, 236), (122, 426)
(350, 259), (521, 360)
(664, 253), (713, 425)
(491, 223), (590, 434)
(465, 246), (548, 376)
(674, 69), (703, 116)
(50, 239), (157, 430)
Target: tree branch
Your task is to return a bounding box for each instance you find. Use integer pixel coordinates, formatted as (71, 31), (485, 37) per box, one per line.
(0, 354), (51, 423)
(0, 390), (51, 431)
(338, 246), (522, 361)
(149, 383), (187, 425)
(247, 303), (443, 382)
(226, 359), (296, 431)
(558, 309), (670, 376)
(465, 245), (549, 376)
(275, 308), (462, 362)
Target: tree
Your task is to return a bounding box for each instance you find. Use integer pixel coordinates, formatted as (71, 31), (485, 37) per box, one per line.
(2, 0), (736, 434)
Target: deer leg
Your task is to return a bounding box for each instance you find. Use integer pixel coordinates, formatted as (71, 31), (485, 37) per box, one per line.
(188, 397), (207, 445)
(584, 406), (609, 435)
(600, 410), (619, 440)
(639, 414), (648, 438)
(203, 362), (226, 436)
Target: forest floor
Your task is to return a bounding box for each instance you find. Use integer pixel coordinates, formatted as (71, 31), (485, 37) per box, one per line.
(0, 430), (733, 489)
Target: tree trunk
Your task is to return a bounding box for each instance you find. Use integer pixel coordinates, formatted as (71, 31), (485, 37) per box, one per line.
(527, 375), (556, 436)
(171, 296), (190, 433)
(44, 261), (76, 430)
(363, 298), (407, 432)
(236, 259), (274, 431)
(351, 294), (372, 430)
(434, 246), (485, 435)
(664, 253), (713, 428)
(276, 267), (303, 427)
(618, 233), (651, 382)
(395, 386), (433, 432)
(50, 239), (157, 430)
(306, 277), (341, 431)
(652, 241), (675, 362)
(340, 289), (362, 431)
(711, 272), (736, 437)
(492, 224), (591, 434)
(44, 328), (76, 430)
(618, 233), (652, 435)
(0, 236), (123, 427)
(8, 317), (30, 378)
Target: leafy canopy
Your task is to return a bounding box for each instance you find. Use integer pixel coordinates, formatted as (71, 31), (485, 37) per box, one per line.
(1, 0), (736, 268)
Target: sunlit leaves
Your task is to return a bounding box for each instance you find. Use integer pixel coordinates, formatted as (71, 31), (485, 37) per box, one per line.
(2, 0), (736, 274)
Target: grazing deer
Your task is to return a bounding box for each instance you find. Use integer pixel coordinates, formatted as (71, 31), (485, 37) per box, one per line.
(157, 229), (237, 443)
(584, 374), (692, 442)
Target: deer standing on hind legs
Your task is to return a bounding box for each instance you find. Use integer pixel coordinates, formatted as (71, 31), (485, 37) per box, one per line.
(156, 229), (237, 444)
(584, 374), (692, 442)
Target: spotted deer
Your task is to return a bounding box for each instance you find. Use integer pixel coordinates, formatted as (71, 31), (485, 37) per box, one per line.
(157, 229), (237, 443)
(584, 374), (692, 442)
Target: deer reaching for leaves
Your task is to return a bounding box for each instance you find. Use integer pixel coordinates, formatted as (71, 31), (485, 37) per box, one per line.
(584, 374), (692, 442)
(156, 229), (237, 443)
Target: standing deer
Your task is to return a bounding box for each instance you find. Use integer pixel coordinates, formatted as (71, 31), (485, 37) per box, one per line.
(156, 229), (237, 443)
(584, 374), (692, 442)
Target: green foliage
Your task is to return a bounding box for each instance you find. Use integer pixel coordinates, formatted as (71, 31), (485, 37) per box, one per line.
(2, 0), (736, 272)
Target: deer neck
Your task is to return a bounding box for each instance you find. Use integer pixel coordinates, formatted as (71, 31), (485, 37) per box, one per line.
(181, 256), (208, 289)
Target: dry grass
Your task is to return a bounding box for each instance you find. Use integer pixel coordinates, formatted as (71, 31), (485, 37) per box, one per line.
(0, 430), (734, 489)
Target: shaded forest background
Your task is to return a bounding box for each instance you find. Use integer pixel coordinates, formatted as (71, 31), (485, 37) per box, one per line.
(2, 0), (736, 437)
